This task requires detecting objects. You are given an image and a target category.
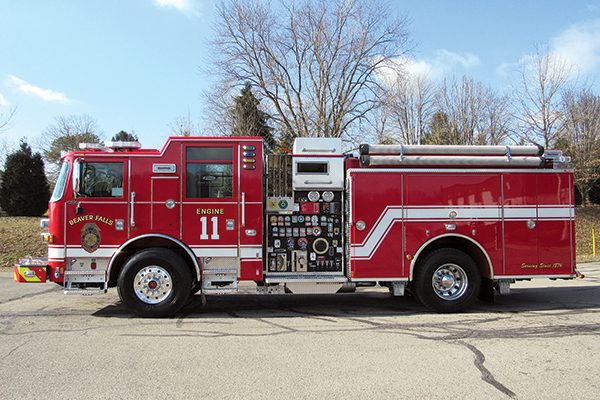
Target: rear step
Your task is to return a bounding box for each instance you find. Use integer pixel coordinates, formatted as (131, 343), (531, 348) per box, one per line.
(63, 270), (108, 295)
(202, 268), (238, 294)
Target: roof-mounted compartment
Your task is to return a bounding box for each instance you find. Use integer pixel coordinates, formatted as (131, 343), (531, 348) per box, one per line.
(292, 138), (344, 189)
(293, 137), (342, 155)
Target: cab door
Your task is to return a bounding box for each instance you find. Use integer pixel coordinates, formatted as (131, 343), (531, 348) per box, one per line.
(65, 158), (129, 259)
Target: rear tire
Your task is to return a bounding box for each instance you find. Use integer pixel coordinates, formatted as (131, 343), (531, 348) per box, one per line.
(413, 248), (481, 313)
(117, 248), (192, 318)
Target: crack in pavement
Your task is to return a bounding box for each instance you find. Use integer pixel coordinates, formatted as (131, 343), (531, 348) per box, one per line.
(0, 287), (58, 305)
(456, 340), (517, 398)
(2, 342), (26, 360)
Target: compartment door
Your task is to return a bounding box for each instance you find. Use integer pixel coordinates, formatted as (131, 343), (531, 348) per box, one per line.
(348, 171), (404, 279)
(502, 173), (538, 275)
(536, 173), (574, 275)
(151, 176), (180, 238)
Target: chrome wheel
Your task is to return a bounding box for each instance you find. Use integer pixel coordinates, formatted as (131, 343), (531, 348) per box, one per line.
(134, 266), (173, 304)
(431, 263), (468, 301)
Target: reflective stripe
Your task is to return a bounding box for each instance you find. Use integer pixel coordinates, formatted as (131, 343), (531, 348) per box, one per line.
(405, 207), (500, 220)
(240, 247), (262, 259)
(351, 205), (574, 260)
(49, 247), (117, 258)
(538, 207), (572, 219)
(192, 248), (238, 257)
(16, 267), (42, 282)
(504, 207), (536, 219)
(48, 247), (65, 259)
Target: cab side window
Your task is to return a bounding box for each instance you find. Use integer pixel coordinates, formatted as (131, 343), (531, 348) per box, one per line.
(81, 162), (124, 197)
(186, 147), (233, 198)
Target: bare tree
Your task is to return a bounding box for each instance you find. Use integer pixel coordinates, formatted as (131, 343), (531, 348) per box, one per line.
(513, 46), (571, 148)
(0, 137), (15, 166)
(428, 76), (511, 145)
(39, 114), (102, 174)
(0, 106), (16, 133)
(478, 87), (512, 145)
(382, 71), (435, 144)
(557, 86), (600, 205)
(170, 110), (198, 136)
(209, 0), (410, 142)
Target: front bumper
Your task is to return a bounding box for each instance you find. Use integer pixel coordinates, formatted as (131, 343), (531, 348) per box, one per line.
(14, 258), (48, 283)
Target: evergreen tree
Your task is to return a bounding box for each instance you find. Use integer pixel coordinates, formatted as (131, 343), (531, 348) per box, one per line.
(231, 83), (276, 152)
(111, 130), (138, 142)
(0, 141), (50, 216)
(422, 111), (453, 145)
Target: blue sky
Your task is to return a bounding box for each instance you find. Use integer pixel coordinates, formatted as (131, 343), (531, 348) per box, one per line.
(1, 0), (600, 152)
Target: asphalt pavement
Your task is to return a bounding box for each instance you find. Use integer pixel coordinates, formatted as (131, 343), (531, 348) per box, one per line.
(1, 263), (599, 399)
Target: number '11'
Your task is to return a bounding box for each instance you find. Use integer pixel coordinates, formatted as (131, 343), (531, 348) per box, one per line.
(200, 216), (220, 240)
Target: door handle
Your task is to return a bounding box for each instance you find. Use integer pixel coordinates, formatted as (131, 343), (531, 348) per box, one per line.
(241, 192), (246, 227)
(130, 192), (136, 227)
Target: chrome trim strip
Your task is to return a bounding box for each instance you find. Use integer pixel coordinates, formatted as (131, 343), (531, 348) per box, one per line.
(494, 274), (575, 279)
(349, 277), (408, 282)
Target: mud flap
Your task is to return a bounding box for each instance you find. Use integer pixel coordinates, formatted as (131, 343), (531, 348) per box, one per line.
(478, 278), (495, 303)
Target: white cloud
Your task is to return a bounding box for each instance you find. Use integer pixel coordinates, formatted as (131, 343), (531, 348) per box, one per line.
(498, 19), (600, 79)
(433, 49), (480, 68)
(154, 0), (199, 15)
(7, 75), (70, 104)
(388, 49), (480, 82)
(0, 92), (8, 107)
(551, 19), (600, 75)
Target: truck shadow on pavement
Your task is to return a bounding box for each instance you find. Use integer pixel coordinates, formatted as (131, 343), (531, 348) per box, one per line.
(93, 285), (600, 319)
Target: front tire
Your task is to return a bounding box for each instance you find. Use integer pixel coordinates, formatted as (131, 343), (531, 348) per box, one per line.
(413, 248), (481, 313)
(117, 248), (192, 317)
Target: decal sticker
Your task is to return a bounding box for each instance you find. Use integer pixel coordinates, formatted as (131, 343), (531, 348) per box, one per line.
(81, 223), (101, 253)
(69, 215), (114, 226)
(521, 263), (563, 269)
(196, 208), (224, 215)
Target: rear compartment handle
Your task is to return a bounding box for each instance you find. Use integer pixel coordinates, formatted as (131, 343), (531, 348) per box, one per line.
(304, 180), (333, 185)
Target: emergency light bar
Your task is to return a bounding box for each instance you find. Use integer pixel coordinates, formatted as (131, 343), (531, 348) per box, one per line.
(105, 141), (142, 151)
(78, 143), (111, 152)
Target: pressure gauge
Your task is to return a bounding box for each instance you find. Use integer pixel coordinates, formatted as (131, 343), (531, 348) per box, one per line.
(322, 191), (334, 202)
(308, 191), (320, 202)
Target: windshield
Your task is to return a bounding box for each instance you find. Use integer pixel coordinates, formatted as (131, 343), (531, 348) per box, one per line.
(50, 161), (70, 202)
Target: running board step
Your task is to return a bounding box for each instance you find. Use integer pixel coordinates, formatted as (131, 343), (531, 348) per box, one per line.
(264, 274), (348, 284)
(63, 286), (107, 295)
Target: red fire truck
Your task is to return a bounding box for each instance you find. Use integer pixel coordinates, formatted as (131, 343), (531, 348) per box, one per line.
(14, 136), (579, 317)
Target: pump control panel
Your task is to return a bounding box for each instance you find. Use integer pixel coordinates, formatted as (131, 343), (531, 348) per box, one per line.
(266, 190), (343, 273)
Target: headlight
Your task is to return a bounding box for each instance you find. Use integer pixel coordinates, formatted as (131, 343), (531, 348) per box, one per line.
(40, 218), (50, 229)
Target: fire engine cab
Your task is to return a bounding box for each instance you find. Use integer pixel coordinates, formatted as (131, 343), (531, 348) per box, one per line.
(14, 136), (578, 317)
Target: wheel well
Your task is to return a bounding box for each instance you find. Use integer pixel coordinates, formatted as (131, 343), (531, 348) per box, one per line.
(410, 235), (493, 280)
(107, 236), (199, 287)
